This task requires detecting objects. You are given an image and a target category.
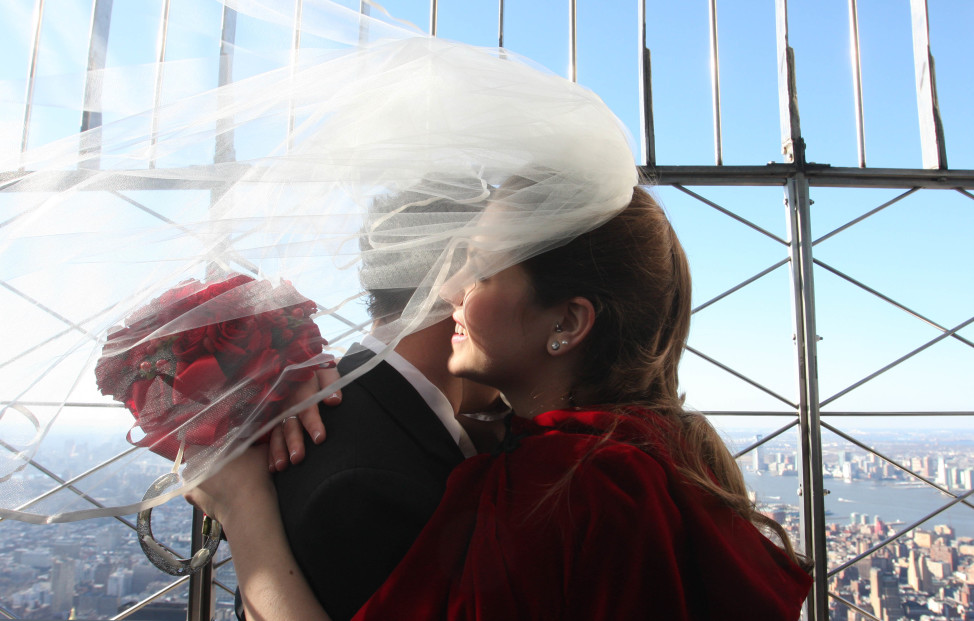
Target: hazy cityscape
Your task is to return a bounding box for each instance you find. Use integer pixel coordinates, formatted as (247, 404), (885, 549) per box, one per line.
(741, 430), (974, 621)
(1, 429), (972, 620)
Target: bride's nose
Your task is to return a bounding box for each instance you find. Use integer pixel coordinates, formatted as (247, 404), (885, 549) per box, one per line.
(440, 273), (467, 308)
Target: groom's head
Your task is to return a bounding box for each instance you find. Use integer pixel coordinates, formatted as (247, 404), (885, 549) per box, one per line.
(359, 176), (488, 324)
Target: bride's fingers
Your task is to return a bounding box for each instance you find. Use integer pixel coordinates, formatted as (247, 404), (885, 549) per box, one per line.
(281, 415), (307, 466)
(268, 424), (291, 472)
(317, 365), (342, 406)
(297, 364), (343, 447)
(269, 360), (344, 472)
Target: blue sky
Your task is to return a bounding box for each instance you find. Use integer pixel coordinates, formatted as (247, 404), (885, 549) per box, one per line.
(0, 0), (971, 436)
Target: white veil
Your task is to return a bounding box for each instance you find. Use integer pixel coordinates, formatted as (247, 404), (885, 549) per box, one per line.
(0, 0), (636, 523)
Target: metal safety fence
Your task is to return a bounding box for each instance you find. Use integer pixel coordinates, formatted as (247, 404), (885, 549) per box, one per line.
(1, 1), (971, 620)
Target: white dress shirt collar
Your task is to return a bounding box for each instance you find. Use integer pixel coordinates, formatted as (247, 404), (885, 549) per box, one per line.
(361, 335), (476, 458)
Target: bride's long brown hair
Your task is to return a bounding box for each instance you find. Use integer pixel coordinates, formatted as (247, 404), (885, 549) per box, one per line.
(520, 185), (808, 569)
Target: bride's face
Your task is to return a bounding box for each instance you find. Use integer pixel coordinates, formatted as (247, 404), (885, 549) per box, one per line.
(447, 263), (553, 393)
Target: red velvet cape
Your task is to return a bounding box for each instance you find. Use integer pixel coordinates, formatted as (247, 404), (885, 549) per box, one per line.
(353, 409), (812, 620)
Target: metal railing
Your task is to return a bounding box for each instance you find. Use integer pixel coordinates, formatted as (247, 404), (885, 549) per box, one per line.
(1, 1), (971, 620)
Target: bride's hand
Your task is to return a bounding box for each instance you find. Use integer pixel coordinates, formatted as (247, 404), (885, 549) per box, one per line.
(268, 362), (343, 472)
(184, 445), (274, 533)
(185, 447), (333, 621)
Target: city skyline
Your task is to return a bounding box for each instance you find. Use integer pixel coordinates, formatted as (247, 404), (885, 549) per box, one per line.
(4, 426), (973, 619)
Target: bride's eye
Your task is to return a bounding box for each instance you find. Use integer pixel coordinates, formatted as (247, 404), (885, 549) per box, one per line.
(464, 251), (489, 283)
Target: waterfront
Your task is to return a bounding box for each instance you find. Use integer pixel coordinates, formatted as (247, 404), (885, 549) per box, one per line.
(745, 473), (974, 540)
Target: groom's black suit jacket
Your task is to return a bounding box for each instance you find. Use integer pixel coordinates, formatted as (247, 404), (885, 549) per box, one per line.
(270, 347), (465, 621)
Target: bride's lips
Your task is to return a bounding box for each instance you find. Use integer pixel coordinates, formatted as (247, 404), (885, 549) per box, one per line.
(451, 315), (468, 344)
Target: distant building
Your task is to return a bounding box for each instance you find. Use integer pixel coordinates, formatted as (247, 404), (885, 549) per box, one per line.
(926, 559), (950, 580)
(907, 549), (933, 593)
(14, 548), (52, 569)
(914, 530), (934, 548)
(107, 568), (133, 597)
(869, 566), (903, 620)
(11, 581), (51, 610)
(51, 559), (76, 615)
(841, 462), (854, 481)
(936, 457), (948, 486)
(76, 593), (119, 618)
(94, 560), (114, 587)
(960, 468), (973, 490)
(132, 564), (161, 593)
(948, 467), (960, 489)
(930, 538), (958, 571)
(960, 583), (973, 607)
(872, 517), (885, 537)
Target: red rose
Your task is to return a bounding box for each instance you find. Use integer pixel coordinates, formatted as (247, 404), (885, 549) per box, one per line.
(97, 274), (326, 460)
(241, 348), (284, 400)
(171, 326), (209, 360)
(172, 356), (229, 405)
(285, 326), (324, 366)
(208, 316), (270, 359)
(264, 308), (289, 329)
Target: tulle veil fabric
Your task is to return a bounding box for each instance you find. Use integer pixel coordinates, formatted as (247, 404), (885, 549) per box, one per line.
(0, 0), (636, 522)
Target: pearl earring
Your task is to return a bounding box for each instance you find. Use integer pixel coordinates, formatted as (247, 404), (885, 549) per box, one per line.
(551, 324), (566, 351)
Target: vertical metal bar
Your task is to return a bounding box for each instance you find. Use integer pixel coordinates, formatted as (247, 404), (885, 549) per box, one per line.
(20, 0), (45, 162)
(358, 0), (371, 45)
(430, 0), (437, 36)
(287, 0), (304, 154)
(775, 0), (804, 166)
(637, 0), (655, 167)
(214, 5), (237, 165)
(785, 174), (827, 620)
(707, 0), (722, 166)
(568, 0), (577, 82)
(80, 0), (114, 169)
(81, 0), (113, 133)
(497, 0), (505, 48)
(189, 8), (239, 616)
(290, 0), (303, 47)
(187, 510), (214, 621)
(148, 0), (172, 169)
(848, 0), (866, 168)
(776, 1), (821, 617)
(909, 0), (947, 169)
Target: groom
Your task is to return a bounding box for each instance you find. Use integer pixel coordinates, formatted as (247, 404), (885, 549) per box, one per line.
(242, 182), (500, 621)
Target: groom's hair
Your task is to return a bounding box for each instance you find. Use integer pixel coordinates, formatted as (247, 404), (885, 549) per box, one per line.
(359, 177), (487, 323)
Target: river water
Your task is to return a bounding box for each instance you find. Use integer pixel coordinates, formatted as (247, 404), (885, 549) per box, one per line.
(744, 472), (974, 539)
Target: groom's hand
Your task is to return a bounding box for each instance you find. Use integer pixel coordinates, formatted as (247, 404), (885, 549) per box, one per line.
(268, 363), (342, 472)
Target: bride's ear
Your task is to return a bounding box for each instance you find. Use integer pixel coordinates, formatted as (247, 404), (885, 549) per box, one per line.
(548, 297), (595, 356)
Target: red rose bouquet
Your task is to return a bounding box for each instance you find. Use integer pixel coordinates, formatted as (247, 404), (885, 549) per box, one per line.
(95, 274), (326, 460)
